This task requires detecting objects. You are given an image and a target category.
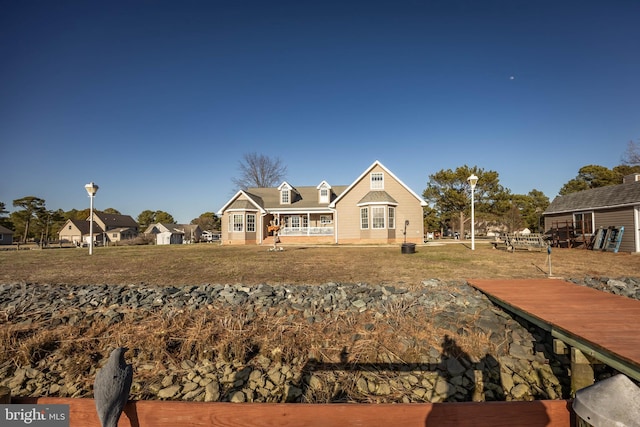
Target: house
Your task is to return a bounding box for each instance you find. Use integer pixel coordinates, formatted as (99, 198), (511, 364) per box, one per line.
(217, 160), (427, 245)
(0, 225), (14, 245)
(58, 212), (139, 245)
(543, 173), (640, 253)
(144, 223), (202, 245)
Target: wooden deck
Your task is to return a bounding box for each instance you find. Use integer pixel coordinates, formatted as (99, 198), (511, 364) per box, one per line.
(12, 397), (572, 427)
(469, 279), (640, 381)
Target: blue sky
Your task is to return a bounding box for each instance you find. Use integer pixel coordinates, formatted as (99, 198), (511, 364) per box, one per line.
(1, 0), (639, 223)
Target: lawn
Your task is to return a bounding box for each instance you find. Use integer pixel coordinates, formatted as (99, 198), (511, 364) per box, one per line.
(1, 241), (638, 286)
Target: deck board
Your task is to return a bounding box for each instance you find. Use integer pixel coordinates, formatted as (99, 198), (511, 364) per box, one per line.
(469, 279), (640, 378)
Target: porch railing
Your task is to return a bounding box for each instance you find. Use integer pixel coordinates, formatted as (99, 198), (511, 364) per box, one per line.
(279, 226), (333, 236)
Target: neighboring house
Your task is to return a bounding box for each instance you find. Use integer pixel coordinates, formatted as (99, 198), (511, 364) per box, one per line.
(217, 160), (427, 245)
(58, 212), (139, 245)
(543, 173), (640, 253)
(0, 225), (14, 245)
(144, 223), (202, 245)
(58, 219), (99, 245)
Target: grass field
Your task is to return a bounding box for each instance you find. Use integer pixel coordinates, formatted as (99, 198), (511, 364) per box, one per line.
(1, 241), (638, 286)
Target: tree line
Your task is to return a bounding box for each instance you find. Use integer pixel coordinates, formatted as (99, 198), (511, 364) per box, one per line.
(422, 141), (640, 236)
(0, 199), (221, 244)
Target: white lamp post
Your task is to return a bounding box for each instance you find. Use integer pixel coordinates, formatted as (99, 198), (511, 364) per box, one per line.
(85, 182), (99, 255)
(467, 174), (478, 251)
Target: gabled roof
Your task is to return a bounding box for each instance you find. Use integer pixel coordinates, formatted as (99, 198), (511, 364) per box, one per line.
(64, 218), (95, 234)
(217, 190), (267, 215)
(94, 212), (139, 228)
(544, 181), (640, 214)
(242, 185), (346, 211)
(329, 160), (427, 208)
(0, 224), (14, 234)
(144, 223), (185, 234)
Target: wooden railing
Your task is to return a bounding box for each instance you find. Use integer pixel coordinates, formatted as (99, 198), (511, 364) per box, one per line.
(12, 397), (573, 427)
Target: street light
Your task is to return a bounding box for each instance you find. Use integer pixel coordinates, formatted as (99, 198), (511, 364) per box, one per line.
(467, 174), (478, 251)
(85, 182), (99, 255)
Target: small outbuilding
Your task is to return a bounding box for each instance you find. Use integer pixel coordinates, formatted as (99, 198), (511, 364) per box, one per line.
(543, 174), (640, 253)
(0, 224), (14, 245)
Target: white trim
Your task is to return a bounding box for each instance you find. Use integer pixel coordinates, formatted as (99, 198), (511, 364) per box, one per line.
(545, 201), (640, 215)
(217, 190), (266, 215)
(635, 205), (640, 253)
(356, 201), (399, 207)
(329, 160), (427, 207)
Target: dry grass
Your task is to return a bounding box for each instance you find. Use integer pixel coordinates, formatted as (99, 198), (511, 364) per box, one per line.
(1, 241), (638, 286)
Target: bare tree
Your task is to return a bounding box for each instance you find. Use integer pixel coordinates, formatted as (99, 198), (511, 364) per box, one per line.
(622, 140), (640, 165)
(232, 153), (287, 189)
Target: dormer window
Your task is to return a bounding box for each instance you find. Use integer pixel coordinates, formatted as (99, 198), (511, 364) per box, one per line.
(317, 181), (332, 204)
(278, 182), (292, 205)
(370, 172), (384, 190)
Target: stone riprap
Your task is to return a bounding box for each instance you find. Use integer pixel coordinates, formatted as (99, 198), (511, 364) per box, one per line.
(1, 277), (636, 403)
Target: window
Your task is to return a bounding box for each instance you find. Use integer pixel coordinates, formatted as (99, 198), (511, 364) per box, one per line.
(112, 233), (117, 238)
(281, 190), (289, 204)
(68, 225), (72, 230)
(247, 214), (256, 232)
(320, 188), (329, 203)
(291, 216), (300, 229)
(574, 212), (594, 234)
(388, 207), (395, 229)
(230, 214), (243, 232)
(320, 215), (332, 224)
(360, 207), (369, 229)
(372, 206), (385, 229)
(302, 216), (308, 228)
(370, 172), (384, 190)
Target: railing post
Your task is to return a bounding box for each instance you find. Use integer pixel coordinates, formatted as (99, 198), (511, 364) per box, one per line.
(571, 348), (595, 396)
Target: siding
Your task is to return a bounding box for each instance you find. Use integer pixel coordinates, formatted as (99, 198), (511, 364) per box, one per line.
(596, 207), (636, 253)
(335, 165), (424, 244)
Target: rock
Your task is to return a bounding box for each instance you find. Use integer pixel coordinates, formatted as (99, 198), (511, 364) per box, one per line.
(157, 385), (181, 399)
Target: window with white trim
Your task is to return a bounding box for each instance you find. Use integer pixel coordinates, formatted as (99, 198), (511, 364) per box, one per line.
(372, 206), (385, 229)
(247, 214), (256, 232)
(388, 207), (395, 229)
(320, 215), (332, 224)
(302, 216), (308, 228)
(281, 190), (289, 204)
(370, 172), (384, 190)
(229, 214), (243, 232)
(360, 207), (369, 229)
(319, 188), (329, 203)
(573, 212), (594, 234)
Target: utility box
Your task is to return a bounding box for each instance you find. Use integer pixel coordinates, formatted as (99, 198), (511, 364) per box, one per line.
(573, 374), (640, 427)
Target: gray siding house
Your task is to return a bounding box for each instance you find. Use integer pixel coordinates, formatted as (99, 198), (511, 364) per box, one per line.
(543, 174), (640, 253)
(0, 225), (14, 245)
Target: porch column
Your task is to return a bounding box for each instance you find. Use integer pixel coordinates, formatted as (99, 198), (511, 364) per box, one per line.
(307, 213), (311, 236)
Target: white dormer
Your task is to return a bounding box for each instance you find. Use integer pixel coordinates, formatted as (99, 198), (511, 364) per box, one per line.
(278, 181), (293, 205)
(317, 180), (332, 203)
(370, 171), (384, 190)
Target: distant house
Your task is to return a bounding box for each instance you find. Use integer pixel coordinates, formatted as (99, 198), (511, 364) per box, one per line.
(217, 160), (427, 245)
(543, 173), (640, 253)
(0, 225), (14, 245)
(57, 212), (139, 245)
(144, 223), (202, 245)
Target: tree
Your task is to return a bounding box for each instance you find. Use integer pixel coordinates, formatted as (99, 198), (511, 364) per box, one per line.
(191, 212), (221, 231)
(0, 202), (9, 228)
(103, 208), (121, 215)
(232, 152), (287, 189)
(559, 164), (640, 195)
(12, 196), (46, 243)
(423, 166), (507, 237)
(137, 210), (175, 229)
(622, 140), (640, 165)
